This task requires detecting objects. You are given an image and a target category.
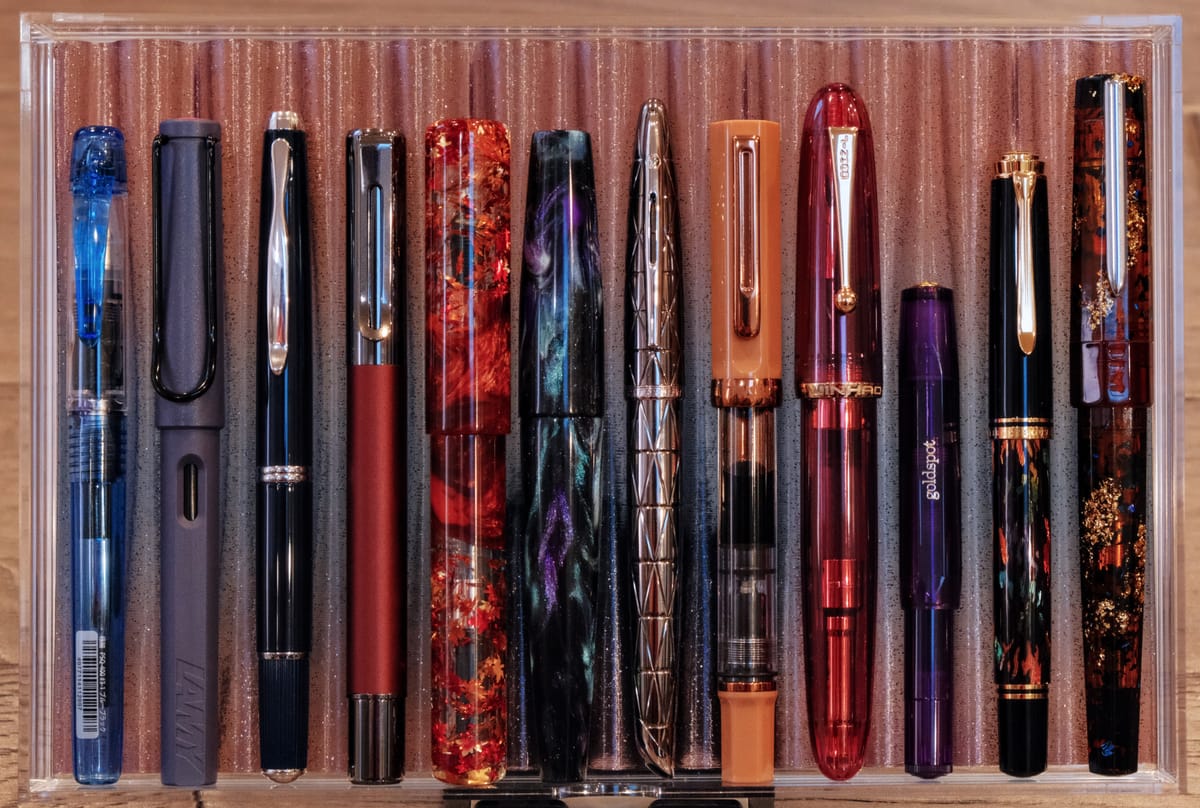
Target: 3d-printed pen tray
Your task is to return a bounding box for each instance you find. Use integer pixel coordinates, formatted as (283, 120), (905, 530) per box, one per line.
(19, 16), (1185, 801)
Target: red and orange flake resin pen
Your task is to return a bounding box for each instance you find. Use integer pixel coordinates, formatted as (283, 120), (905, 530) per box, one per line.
(426, 119), (512, 785)
(795, 83), (882, 781)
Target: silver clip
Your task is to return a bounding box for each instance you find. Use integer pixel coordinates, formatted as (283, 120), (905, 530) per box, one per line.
(829, 126), (859, 314)
(1013, 169), (1037, 355)
(1103, 76), (1128, 296)
(267, 136), (291, 375)
(731, 135), (760, 338)
(351, 131), (396, 345)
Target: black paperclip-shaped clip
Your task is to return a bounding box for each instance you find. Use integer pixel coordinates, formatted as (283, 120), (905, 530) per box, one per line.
(151, 132), (220, 402)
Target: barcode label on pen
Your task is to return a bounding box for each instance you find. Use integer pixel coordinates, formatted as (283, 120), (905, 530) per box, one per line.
(75, 630), (100, 740)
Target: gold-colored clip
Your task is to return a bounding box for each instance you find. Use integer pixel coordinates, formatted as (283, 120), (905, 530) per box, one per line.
(266, 136), (291, 375)
(731, 135), (760, 338)
(829, 126), (859, 314)
(1103, 76), (1128, 296)
(998, 152), (1043, 356)
(351, 131), (397, 345)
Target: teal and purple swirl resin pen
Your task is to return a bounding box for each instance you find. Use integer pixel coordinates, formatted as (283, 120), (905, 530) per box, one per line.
(519, 129), (604, 784)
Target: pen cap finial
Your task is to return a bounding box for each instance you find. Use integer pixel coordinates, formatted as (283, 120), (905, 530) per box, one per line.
(1070, 74), (1151, 408)
(709, 119), (782, 390)
(71, 126), (127, 346)
(795, 84), (881, 394)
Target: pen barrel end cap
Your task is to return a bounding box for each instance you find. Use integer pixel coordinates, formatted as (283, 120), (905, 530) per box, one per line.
(997, 696), (1048, 777)
(258, 657), (310, 774)
(349, 694), (404, 784)
(717, 686), (776, 785)
(1086, 686), (1141, 775)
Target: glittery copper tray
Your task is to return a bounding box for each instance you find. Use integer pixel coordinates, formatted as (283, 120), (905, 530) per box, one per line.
(19, 16), (1185, 797)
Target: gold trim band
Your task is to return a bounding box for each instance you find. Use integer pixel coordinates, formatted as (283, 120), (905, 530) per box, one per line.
(798, 381), (883, 399)
(998, 690), (1049, 701)
(992, 416), (1051, 425)
(719, 680), (777, 693)
(992, 426), (1051, 440)
(711, 378), (781, 408)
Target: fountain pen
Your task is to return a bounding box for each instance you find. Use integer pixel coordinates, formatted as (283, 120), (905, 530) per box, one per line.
(152, 118), (224, 787)
(347, 128), (406, 784)
(796, 83), (882, 781)
(69, 126), (130, 785)
(1070, 73), (1150, 776)
(520, 130), (604, 783)
(627, 99), (682, 777)
(989, 151), (1053, 777)
(256, 110), (314, 783)
(710, 117), (781, 787)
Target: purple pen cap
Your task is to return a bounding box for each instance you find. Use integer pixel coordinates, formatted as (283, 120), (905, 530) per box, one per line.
(898, 283), (961, 779)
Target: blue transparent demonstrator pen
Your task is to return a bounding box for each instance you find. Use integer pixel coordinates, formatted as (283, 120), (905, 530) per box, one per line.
(69, 126), (128, 785)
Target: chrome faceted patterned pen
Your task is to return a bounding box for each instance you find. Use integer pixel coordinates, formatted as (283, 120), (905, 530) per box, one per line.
(626, 99), (682, 777)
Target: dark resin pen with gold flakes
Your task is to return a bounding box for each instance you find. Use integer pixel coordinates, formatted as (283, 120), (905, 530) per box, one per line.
(1070, 73), (1150, 776)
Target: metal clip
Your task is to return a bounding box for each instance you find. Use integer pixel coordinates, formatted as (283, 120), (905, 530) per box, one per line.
(350, 130), (397, 345)
(266, 136), (291, 375)
(151, 134), (219, 402)
(1012, 168), (1038, 355)
(731, 135), (760, 338)
(829, 126), (859, 314)
(1103, 76), (1128, 296)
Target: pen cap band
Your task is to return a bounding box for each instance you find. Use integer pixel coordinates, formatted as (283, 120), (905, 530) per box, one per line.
(153, 120), (224, 424)
(519, 129), (604, 418)
(426, 119), (512, 433)
(1070, 74), (1151, 408)
(795, 84), (882, 392)
(709, 120), (782, 385)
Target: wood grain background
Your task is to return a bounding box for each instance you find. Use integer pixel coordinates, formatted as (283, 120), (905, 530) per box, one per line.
(3, 2), (1198, 807)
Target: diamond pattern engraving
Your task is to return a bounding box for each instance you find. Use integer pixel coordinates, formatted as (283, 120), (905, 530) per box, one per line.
(633, 448), (679, 506)
(633, 399), (679, 453)
(635, 560), (677, 616)
(627, 101), (681, 773)
(636, 670), (674, 727)
(635, 506), (677, 562)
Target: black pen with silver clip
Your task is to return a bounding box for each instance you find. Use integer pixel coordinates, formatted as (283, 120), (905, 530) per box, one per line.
(625, 99), (682, 777)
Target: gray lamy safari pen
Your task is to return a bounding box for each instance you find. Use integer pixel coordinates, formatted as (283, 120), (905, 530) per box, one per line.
(626, 99), (682, 777)
(151, 118), (224, 787)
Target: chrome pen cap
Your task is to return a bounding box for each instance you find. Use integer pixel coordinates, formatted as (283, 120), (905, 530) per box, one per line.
(347, 129), (404, 367)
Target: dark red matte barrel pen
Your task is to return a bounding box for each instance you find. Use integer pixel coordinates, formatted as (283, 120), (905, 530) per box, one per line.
(795, 83), (882, 781)
(346, 129), (406, 784)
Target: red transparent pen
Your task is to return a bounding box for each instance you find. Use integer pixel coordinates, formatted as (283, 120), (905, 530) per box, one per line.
(795, 83), (882, 781)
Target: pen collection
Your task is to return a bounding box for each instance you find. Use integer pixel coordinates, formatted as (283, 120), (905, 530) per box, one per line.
(39, 28), (1178, 798)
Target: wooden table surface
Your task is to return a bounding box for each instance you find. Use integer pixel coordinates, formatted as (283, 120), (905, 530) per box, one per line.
(2, 2), (1198, 806)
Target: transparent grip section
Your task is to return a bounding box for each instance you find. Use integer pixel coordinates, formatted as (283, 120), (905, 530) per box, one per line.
(716, 407), (776, 682)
